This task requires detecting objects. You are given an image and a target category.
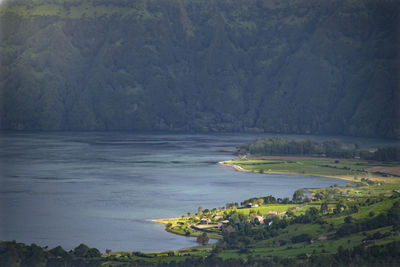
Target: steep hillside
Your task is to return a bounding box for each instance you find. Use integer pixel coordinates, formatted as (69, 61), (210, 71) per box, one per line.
(0, 0), (399, 138)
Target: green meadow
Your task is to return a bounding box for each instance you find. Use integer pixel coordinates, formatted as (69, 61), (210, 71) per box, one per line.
(224, 158), (398, 180)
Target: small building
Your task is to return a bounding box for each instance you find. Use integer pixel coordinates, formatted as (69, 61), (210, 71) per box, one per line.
(213, 215), (223, 221)
(200, 218), (210, 224)
(255, 216), (264, 224)
(362, 240), (375, 245)
(221, 220), (229, 226)
(268, 211), (278, 216)
(246, 203), (259, 208)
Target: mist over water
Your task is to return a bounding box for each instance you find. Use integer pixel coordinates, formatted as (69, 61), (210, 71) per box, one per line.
(0, 132), (397, 252)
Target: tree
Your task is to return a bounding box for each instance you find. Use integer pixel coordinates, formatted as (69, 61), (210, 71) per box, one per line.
(291, 233), (311, 244)
(355, 142), (362, 149)
(197, 233), (209, 245)
(323, 139), (343, 156)
(320, 202), (328, 213)
(25, 244), (46, 267)
(286, 209), (295, 217)
(73, 243), (89, 258)
(49, 246), (68, 258)
(334, 200), (347, 214)
(292, 189), (304, 203)
(344, 216), (352, 223)
(306, 207), (319, 217)
(198, 206), (203, 215)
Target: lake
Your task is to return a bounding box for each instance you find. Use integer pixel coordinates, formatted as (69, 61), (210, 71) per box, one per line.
(0, 132), (398, 252)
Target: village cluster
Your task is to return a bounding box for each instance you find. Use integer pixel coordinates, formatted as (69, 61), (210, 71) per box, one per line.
(195, 207), (283, 231)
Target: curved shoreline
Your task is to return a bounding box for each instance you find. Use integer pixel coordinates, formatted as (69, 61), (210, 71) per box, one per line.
(218, 160), (355, 182)
(151, 218), (180, 224)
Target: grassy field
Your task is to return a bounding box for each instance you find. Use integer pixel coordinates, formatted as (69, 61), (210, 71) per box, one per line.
(102, 244), (213, 265)
(217, 196), (399, 259)
(236, 204), (298, 215)
(221, 158), (399, 181)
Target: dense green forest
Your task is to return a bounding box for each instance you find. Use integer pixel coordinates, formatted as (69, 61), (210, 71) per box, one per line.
(0, 0), (399, 138)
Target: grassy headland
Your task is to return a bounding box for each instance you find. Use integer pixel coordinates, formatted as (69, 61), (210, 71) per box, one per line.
(220, 157), (400, 182)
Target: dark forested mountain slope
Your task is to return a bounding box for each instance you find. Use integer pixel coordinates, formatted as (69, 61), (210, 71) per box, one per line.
(0, 0), (399, 138)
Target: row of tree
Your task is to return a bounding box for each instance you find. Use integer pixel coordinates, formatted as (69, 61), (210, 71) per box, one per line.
(0, 242), (101, 267)
(238, 137), (400, 161)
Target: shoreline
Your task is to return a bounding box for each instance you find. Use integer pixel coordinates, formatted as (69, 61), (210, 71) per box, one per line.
(151, 218), (222, 241)
(218, 160), (356, 182)
(151, 218), (180, 224)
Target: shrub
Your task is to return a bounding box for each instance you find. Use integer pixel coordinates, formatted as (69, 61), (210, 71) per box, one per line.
(291, 233), (312, 244)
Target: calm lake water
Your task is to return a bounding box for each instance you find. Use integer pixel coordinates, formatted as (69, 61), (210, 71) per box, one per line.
(0, 132), (398, 252)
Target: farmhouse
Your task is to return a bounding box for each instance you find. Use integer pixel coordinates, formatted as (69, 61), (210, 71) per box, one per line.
(200, 218), (210, 224)
(213, 215), (223, 221)
(255, 216), (264, 224)
(268, 211), (278, 216)
(221, 220), (229, 226)
(362, 240), (375, 245)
